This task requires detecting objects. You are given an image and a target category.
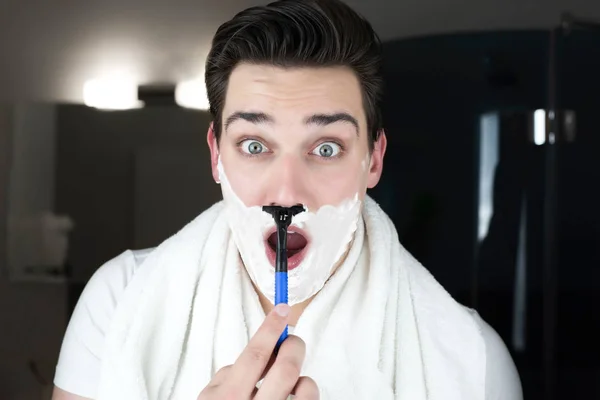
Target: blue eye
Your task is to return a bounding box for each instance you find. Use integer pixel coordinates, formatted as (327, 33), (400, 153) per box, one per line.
(312, 142), (341, 158)
(240, 139), (269, 155)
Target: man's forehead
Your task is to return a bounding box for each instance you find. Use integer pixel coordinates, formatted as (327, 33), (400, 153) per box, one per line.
(223, 64), (366, 125)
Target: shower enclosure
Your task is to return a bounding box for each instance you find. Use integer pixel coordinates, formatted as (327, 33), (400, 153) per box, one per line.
(373, 15), (600, 399)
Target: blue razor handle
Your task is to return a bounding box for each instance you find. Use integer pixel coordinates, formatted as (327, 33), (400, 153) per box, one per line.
(275, 271), (289, 346)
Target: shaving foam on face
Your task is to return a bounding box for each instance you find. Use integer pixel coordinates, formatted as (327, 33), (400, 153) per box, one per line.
(217, 158), (362, 305)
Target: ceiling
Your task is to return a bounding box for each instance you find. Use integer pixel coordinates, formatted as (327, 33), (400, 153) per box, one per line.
(1, 0), (599, 102)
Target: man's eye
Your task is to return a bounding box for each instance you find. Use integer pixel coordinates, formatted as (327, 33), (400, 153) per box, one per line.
(312, 142), (341, 158)
(240, 139), (269, 155)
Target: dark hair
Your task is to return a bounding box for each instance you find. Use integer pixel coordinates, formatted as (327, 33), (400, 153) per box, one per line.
(205, 0), (383, 150)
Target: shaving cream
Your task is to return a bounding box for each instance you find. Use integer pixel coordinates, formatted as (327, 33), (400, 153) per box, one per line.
(217, 158), (362, 305)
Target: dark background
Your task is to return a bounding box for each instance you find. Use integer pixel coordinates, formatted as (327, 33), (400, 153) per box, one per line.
(373, 30), (600, 399)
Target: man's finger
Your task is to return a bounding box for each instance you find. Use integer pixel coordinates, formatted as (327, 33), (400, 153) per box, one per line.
(228, 303), (290, 396)
(255, 335), (306, 400)
(291, 376), (320, 400)
(258, 351), (277, 382)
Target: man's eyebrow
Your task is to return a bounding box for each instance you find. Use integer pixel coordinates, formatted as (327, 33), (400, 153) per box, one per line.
(224, 111), (274, 131)
(304, 113), (359, 135)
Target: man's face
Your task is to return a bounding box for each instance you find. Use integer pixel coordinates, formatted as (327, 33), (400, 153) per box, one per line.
(208, 63), (386, 211)
(207, 63), (386, 304)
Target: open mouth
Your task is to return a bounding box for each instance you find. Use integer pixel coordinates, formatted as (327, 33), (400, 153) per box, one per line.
(264, 228), (309, 271)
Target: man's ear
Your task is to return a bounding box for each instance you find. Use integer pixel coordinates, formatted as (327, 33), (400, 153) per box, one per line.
(207, 122), (220, 184)
(367, 129), (387, 189)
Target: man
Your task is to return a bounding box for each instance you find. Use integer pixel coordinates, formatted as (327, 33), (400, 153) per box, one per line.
(53, 1), (523, 399)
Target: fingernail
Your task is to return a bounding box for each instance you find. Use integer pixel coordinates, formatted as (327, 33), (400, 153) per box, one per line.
(275, 303), (290, 317)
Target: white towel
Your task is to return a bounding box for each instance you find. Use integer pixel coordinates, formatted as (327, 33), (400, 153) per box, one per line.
(97, 196), (486, 400)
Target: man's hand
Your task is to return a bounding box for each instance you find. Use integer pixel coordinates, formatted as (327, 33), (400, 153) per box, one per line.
(197, 304), (319, 400)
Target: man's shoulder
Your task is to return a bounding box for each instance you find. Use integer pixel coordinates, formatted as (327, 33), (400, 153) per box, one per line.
(463, 308), (523, 400)
(80, 248), (156, 310)
(54, 247), (157, 397)
(464, 308), (513, 368)
(95, 247), (154, 281)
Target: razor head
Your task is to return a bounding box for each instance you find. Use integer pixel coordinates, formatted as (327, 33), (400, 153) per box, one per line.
(262, 204), (305, 228)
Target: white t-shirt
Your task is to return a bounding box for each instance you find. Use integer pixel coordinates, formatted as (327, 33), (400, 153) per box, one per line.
(54, 249), (523, 399)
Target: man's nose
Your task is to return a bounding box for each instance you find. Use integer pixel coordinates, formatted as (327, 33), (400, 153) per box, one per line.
(265, 155), (311, 207)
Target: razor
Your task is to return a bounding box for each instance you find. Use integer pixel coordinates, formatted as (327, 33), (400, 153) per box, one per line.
(262, 204), (305, 347)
